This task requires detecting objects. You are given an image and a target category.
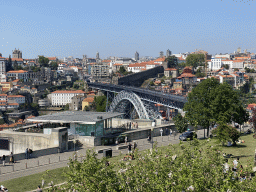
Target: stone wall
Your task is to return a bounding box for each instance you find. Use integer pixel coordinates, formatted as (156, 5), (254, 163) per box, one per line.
(0, 127), (68, 157)
(118, 66), (164, 87)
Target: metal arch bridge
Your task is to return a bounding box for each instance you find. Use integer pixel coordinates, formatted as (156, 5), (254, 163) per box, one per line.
(88, 82), (187, 120)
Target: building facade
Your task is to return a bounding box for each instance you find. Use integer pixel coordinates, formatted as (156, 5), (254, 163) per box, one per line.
(51, 90), (85, 107)
(7, 70), (28, 82)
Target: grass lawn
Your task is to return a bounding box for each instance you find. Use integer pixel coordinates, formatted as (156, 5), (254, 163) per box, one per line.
(1, 167), (68, 192)
(2, 133), (255, 191)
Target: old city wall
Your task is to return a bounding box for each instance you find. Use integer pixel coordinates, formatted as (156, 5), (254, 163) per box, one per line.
(118, 66), (164, 87)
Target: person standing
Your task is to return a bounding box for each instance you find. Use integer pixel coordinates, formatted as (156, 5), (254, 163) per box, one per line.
(233, 157), (239, 171)
(223, 159), (229, 173)
(125, 136), (128, 145)
(9, 152), (14, 164)
(2, 155), (5, 166)
(129, 122), (131, 129)
(170, 129), (173, 136)
(133, 142), (137, 151)
(25, 148), (28, 159)
(128, 143), (132, 154)
(160, 128), (163, 137)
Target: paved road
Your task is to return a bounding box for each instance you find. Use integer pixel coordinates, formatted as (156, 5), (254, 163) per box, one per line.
(0, 124), (252, 182)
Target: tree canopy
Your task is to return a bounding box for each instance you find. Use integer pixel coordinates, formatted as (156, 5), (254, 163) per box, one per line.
(184, 78), (248, 137)
(173, 113), (188, 133)
(38, 56), (49, 67)
(165, 56), (178, 68)
(53, 140), (256, 191)
(185, 54), (205, 69)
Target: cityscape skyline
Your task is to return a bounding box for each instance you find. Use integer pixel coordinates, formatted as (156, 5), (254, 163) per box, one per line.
(0, 0), (255, 59)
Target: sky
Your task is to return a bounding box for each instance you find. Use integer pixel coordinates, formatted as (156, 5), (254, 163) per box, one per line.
(0, 0), (255, 59)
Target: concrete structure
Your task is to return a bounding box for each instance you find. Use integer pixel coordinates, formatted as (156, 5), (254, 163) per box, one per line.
(38, 99), (50, 107)
(51, 90), (85, 107)
(69, 95), (86, 111)
(166, 49), (172, 58)
(27, 111), (124, 146)
(91, 64), (109, 77)
(0, 56), (6, 82)
(135, 51), (139, 61)
(0, 127), (68, 156)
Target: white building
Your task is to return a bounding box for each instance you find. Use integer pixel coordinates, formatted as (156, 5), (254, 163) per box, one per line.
(208, 58), (222, 71)
(222, 60), (233, 69)
(0, 56), (6, 82)
(232, 60), (244, 69)
(51, 90), (85, 107)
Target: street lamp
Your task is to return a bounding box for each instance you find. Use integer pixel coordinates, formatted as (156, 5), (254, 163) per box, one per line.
(151, 127), (154, 149)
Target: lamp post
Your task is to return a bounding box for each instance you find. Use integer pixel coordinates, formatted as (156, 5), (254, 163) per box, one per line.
(151, 127), (154, 149)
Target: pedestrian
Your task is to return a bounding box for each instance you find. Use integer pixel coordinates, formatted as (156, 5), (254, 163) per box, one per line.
(170, 129), (173, 136)
(165, 128), (168, 135)
(36, 185), (43, 192)
(28, 148), (33, 159)
(115, 139), (119, 145)
(128, 143), (132, 154)
(127, 122), (129, 129)
(136, 122), (138, 129)
(9, 152), (14, 164)
(233, 157), (239, 171)
(129, 122), (131, 129)
(133, 142), (137, 151)
(125, 136), (128, 145)
(132, 122), (134, 129)
(148, 134), (151, 142)
(25, 148), (28, 159)
(223, 159), (229, 173)
(160, 128), (163, 137)
(2, 155), (5, 166)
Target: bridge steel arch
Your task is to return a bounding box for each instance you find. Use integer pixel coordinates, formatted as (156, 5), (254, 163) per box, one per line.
(108, 91), (150, 120)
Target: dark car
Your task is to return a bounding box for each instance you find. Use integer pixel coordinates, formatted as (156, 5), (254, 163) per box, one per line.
(179, 131), (195, 141)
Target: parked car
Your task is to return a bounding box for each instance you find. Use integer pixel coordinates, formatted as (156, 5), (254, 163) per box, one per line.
(179, 131), (195, 141)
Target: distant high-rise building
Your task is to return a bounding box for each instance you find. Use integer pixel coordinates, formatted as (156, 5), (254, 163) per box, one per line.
(135, 51), (139, 61)
(12, 48), (22, 58)
(96, 52), (99, 60)
(159, 51), (164, 57)
(166, 49), (171, 57)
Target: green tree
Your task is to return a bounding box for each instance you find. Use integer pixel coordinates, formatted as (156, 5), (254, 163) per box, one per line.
(13, 60), (18, 70)
(50, 61), (58, 70)
(165, 56), (178, 68)
(38, 56), (49, 67)
(65, 150), (119, 191)
(95, 96), (107, 112)
(64, 103), (69, 111)
(184, 78), (247, 137)
(185, 54), (205, 70)
(177, 62), (186, 69)
(223, 64), (230, 70)
(173, 113), (188, 133)
(195, 68), (205, 78)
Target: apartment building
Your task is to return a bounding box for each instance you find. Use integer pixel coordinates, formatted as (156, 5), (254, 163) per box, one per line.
(51, 90), (85, 107)
(7, 70), (28, 82)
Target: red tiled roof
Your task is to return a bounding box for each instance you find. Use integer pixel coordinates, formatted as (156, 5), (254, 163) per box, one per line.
(11, 58), (23, 61)
(154, 57), (166, 62)
(177, 73), (196, 79)
(165, 68), (177, 71)
(83, 97), (94, 103)
(8, 95), (25, 98)
(47, 57), (57, 61)
(7, 70), (28, 73)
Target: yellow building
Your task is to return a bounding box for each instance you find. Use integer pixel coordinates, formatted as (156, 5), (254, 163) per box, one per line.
(0, 82), (13, 92)
(82, 97), (95, 110)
